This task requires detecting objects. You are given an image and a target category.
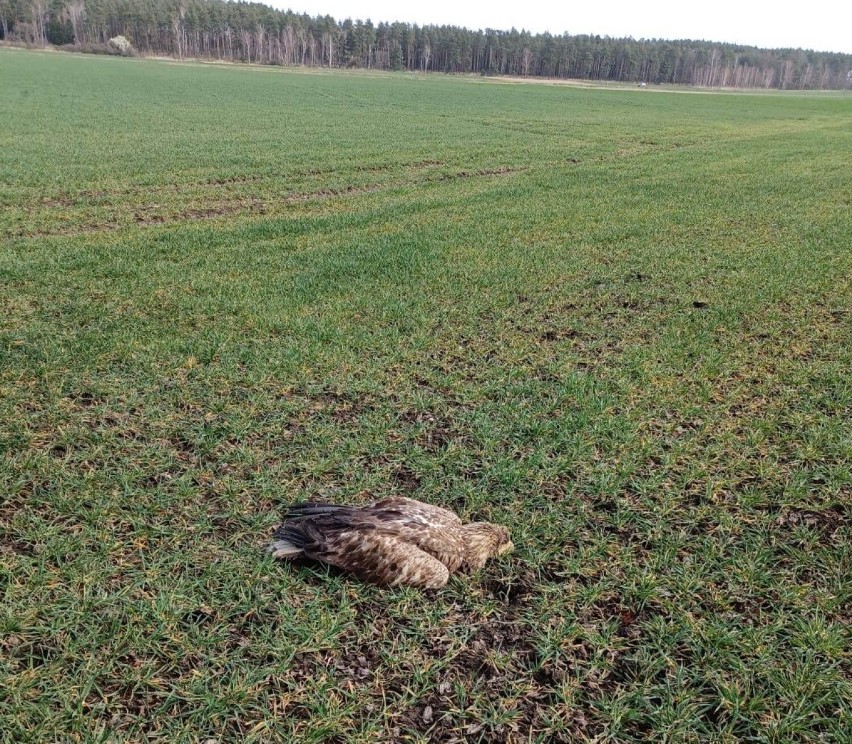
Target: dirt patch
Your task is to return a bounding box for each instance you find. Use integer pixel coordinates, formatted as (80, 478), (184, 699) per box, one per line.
(410, 159), (445, 168)
(26, 156), (446, 211)
(307, 388), (375, 424)
(436, 165), (527, 182)
(11, 196), (272, 238)
(17, 159), (528, 238)
(284, 182), (386, 204)
(207, 174), (266, 186)
(540, 328), (577, 342)
(1, 535), (38, 557)
(395, 401), (461, 452)
(481, 567), (539, 606)
(390, 462), (422, 491)
(775, 505), (848, 539)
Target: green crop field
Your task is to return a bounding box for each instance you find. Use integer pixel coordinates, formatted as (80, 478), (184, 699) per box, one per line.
(1, 48), (851, 742)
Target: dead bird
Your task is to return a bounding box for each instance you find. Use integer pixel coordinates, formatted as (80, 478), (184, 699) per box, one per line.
(269, 496), (513, 588)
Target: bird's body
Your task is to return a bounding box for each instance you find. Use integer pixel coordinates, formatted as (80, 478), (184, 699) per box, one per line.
(269, 496), (513, 588)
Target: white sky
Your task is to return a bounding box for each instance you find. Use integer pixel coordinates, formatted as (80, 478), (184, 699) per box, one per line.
(274, 1), (852, 54)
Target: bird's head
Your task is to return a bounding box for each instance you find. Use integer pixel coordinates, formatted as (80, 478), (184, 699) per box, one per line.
(461, 522), (514, 569)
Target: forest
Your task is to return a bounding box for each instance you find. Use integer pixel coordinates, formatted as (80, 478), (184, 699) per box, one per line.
(3, 0), (851, 89)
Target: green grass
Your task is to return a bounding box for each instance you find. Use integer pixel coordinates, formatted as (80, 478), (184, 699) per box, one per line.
(1, 47), (851, 742)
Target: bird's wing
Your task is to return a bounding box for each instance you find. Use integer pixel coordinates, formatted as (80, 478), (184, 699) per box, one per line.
(377, 496), (462, 526)
(360, 497), (465, 571)
(301, 525), (450, 588)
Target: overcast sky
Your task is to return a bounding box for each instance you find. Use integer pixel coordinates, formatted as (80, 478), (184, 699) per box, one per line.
(274, 1), (852, 54)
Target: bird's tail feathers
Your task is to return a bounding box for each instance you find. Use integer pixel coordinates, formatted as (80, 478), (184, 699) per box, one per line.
(270, 502), (356, 559)
(268, 524), (308, 559)
(269, 539), (303, 559)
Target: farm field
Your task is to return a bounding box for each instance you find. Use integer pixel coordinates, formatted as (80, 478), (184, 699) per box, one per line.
(1, 48), (851, 742)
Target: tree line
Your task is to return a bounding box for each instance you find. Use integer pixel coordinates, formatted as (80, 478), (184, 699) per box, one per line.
(3, 0), (851, 89)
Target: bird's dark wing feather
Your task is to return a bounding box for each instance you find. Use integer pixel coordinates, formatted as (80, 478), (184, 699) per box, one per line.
(283, 502), (356, 521)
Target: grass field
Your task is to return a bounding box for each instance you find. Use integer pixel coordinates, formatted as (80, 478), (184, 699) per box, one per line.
(1, 48), (851, 742)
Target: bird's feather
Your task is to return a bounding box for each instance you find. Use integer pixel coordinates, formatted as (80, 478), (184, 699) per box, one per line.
(283, 502), (356, 520)
(307, 529), (451, 587)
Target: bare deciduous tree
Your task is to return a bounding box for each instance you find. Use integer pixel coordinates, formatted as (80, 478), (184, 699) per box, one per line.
(64, 1), (85, 44)
(30, 0), (48, 45)
(172, 5), (187, 59)
(522, 47), (533, 76)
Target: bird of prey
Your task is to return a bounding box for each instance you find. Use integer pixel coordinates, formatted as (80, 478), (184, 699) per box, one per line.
(269, 496), (513, 588)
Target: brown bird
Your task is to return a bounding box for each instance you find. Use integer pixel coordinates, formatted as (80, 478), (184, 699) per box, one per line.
(269, 496), (513, 588)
